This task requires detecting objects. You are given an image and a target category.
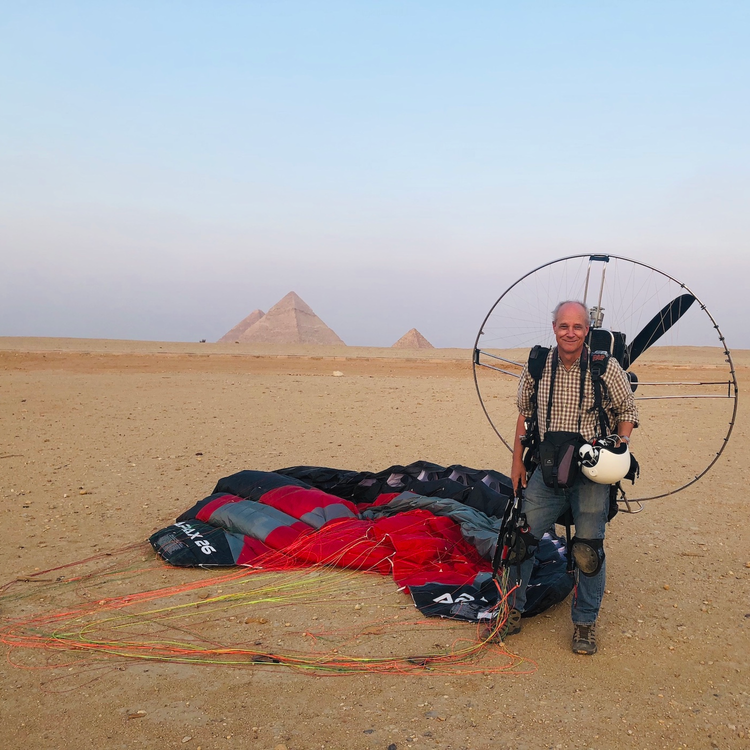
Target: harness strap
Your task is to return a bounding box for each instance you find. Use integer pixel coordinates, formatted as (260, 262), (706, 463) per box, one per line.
(589, 351), (612, 437)
(546, 347), (588, 434)
(524, 344), (613, 471)
(526, 345), (548, 465)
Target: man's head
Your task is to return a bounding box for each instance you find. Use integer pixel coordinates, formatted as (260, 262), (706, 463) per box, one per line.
(552, 301), (590, 360)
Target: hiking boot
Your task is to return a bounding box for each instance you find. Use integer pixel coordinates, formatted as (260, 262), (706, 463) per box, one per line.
(482, 608), (522, 642)
(572, 622), (597, 655)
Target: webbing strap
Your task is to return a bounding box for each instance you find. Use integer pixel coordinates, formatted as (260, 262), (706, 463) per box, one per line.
(589, 352), (612, 436)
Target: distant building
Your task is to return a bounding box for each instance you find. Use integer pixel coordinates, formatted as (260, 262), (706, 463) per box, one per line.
(218, 292), (345, 345)
(392, 328), (434, 349)
(217, 309), (265, 343)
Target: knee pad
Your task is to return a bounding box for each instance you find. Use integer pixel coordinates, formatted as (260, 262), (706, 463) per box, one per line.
(571, 537), (605, 576)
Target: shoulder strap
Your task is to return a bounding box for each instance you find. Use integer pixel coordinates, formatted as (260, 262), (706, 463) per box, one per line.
(522, 345), (549, 472)
(589, 350), (611, 436)
(528, 344), (549, 383)
(528, 345), (550, 436)
(589, 349), (610, 379)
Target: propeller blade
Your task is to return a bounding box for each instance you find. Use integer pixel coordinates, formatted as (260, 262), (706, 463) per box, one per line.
(627, 294), (696, 364)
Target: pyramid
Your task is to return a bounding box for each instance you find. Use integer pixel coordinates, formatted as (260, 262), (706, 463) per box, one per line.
(234, 292), (345, 345)
(392, 328), (434, 349)
(217, 309), (265, 343)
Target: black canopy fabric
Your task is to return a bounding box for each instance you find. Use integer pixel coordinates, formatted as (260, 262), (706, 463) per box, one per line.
(150, 461), (573, 621)
(273, 461), (514, 516)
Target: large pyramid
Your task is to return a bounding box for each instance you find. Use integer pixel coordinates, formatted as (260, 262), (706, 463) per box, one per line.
(392, 328), (434, 349)
(228, 292), (345, 345)
(217, 309), (265, 343)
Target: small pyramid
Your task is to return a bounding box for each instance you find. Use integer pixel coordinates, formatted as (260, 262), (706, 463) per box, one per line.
(392, 328), (434, 349)
(217, 309), (265, 343)
(236, 292), (345, 345)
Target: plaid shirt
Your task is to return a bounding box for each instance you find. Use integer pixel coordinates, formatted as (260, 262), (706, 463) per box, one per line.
(517, 349), (639, 442)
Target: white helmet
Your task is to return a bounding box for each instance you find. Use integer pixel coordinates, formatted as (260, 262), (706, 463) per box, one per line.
(578, 436), (631, 484)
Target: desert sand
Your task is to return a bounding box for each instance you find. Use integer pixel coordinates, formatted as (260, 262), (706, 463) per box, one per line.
(1, 337), (748, 750)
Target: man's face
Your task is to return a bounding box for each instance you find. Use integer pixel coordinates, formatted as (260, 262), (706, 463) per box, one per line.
(553, 303), (590, 358)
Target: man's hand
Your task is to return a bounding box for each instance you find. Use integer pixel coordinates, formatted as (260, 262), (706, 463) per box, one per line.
(511, 457), (527, 490)
(511, 413), (528, 489)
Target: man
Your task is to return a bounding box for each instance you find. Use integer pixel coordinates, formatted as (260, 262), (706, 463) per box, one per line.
(507, 300), (638, 655)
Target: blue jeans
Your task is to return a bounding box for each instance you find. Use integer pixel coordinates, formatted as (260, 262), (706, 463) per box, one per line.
(513, 468), (609, 624)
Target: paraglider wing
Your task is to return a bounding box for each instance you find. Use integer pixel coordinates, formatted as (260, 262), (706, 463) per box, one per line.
(150, 462), (573, 620)
(627, 293), (696, 364)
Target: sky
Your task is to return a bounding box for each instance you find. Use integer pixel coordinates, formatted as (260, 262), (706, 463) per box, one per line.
(1, 1), (748, 348)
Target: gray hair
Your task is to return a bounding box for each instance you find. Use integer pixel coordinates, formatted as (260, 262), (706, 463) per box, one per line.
(552, 300), (589, 323)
